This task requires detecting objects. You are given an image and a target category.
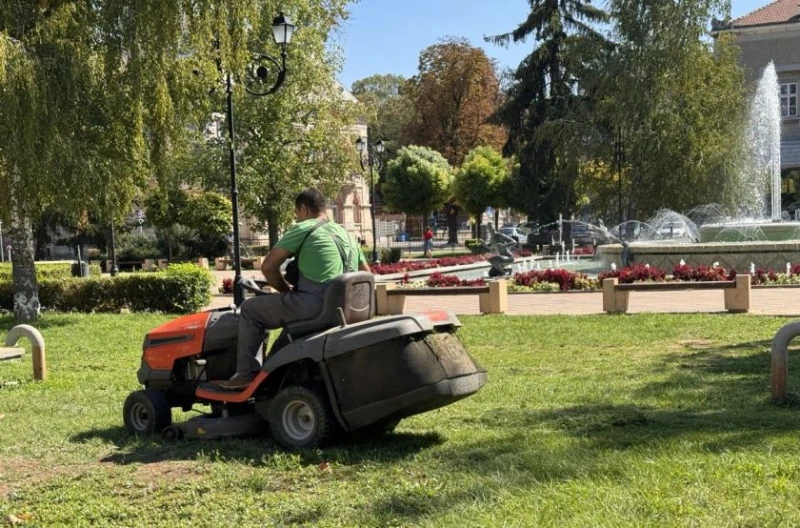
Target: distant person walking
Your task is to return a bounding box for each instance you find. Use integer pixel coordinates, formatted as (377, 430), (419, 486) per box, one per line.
(423, 226), (434, 258)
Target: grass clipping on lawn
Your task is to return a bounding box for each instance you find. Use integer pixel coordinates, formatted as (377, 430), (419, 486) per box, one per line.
(2, 313), (800, 526)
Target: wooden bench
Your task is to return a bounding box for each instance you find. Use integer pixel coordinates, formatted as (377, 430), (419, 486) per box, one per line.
(602, 275), (751, 314)
(375, 280), (508, 315)
(215, 257), (265, 271)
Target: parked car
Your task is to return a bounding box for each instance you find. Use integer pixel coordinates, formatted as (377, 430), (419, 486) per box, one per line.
(499, 227), (525, 244)
(526, 226), (559, 248)
(526, 223), (611, 250)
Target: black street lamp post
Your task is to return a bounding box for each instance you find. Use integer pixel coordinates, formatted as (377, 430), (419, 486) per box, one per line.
(615, 126), (625, 232)
(220, 13), (296, 306)
(355, 130), (385, 264)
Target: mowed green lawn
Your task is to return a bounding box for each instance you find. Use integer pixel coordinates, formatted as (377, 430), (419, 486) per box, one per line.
(2, 312), (800, 527)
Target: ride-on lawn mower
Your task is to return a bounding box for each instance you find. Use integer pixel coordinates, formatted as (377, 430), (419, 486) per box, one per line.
(123, 271), (487, 448)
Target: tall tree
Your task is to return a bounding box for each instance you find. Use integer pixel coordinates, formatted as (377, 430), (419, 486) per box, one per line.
(383, 146), (453, 226)
(0, 0), (356, 322)
(350, 74), (413, 158)
(486, 0), (609, 222)
(406, 37), (506, 167)
(452, 146), (511, 238)
(0, 3), (150, 321)
(144, 188), (189, 261)
(189, 4), (357, 248)
(591, 0), (746, 220)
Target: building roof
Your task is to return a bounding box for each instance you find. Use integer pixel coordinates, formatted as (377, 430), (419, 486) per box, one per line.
(730, 0), (800, 29)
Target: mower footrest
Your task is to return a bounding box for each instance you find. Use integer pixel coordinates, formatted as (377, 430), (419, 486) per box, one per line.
(196, 371), (268, 403)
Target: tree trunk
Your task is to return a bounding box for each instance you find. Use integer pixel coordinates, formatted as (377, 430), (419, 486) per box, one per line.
(494, 209), (499, 228)
(166, 230), (174, 261)
(266, 209), (280, 249)
(447, 204), (459, 245)
(10, 207), (39, 323)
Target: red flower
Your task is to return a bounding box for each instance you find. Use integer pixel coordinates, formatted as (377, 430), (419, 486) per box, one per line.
(425, 272), (486, 287)
(513, 269), (587, 291)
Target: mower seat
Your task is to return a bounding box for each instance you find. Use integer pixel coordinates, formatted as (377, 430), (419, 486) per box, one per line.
(285, 271), (375, 339)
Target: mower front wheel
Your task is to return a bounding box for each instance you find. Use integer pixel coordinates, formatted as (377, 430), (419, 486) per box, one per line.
(267, 385), (336, 449)
(123, 389), (172, 435)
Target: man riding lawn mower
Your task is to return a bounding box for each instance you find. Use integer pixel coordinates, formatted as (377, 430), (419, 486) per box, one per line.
(124, 188), (487, 448)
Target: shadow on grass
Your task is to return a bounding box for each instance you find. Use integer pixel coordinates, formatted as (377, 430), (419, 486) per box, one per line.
(0, 314), (83, 333)
(470, 343), (800, 454)
(71, 424), (444, 467)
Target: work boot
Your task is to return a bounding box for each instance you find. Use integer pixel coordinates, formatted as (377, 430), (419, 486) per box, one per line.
(219, 373), (256, 390)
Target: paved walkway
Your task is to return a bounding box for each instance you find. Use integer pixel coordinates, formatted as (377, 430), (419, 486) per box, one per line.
(398, 288), (800, 316)
(207, 269), (800, 316)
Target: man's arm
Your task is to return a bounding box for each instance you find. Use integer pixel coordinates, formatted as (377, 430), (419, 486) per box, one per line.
(261, 247), (293, 293)
(359, 262), (371, 273)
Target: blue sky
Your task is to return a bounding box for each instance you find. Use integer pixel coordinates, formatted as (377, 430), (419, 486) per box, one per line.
(336, 0), (770, 90)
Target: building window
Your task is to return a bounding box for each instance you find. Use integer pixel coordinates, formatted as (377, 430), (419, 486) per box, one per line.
(782, 83), (797, 117)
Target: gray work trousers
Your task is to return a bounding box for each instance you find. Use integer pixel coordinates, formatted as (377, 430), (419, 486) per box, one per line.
(236, 275), (327, 377)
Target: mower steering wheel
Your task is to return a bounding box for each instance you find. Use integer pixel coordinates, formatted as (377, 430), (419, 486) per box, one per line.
(239, 277), (270, 297)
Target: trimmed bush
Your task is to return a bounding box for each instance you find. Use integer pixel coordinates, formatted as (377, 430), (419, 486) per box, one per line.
(379, 248), (402, 264)
(116, 233), (161, 261)
(0, 263), (212, 314)
(465, 239), (490, 255)
(0, 262), (101, 280)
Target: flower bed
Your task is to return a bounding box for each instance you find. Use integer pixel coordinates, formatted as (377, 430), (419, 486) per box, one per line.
(397, 272), (486, 288)
(372, 255), (489, 275)
(597, 263), (665, 283)
(513, 269), (594, 291)
(386, 263), (800, 293)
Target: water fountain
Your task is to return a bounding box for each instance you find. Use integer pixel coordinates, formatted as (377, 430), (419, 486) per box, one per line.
(599, 62), (800, 272)
(698, 61), (800, 242)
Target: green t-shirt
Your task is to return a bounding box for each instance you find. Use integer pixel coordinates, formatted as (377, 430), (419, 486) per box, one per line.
(275, 218), (367, 283)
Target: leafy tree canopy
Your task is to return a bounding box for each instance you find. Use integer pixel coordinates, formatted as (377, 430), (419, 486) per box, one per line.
(383, 145), (453, 220)
(453, 146), (511, 220)
(405, 37), (506, 166)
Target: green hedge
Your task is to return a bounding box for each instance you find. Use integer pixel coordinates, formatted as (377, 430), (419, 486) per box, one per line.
(465, 239), (490, 255)
(0, 262), (101, 280)
(0, 263), (212, 314)
(379, 248), (402, 264)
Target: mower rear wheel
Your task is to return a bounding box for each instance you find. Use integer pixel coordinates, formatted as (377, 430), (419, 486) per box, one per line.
(123, 389), (172, 435)
(267, 385), (335, 449)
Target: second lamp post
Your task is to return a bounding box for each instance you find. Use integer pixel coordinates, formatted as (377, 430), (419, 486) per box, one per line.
(355, 132), (385, 264)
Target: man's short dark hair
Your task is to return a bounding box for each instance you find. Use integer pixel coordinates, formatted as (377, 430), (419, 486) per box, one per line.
(295, 188), (327, 214)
